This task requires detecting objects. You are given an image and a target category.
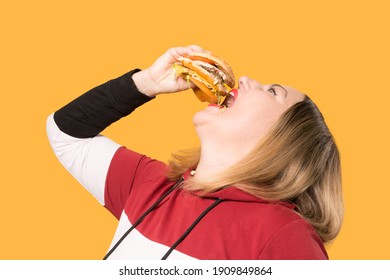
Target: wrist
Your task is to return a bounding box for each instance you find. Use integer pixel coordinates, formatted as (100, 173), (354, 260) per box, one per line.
(132, 69), (159, 97)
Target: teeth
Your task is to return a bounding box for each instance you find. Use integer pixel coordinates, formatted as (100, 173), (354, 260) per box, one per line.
(220, 91), (236, 108)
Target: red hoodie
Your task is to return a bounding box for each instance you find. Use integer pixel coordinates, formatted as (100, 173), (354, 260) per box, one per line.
(104, 147), (328, 260)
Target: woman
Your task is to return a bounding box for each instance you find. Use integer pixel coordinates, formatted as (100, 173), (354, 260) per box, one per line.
(47, 45), (343, 259)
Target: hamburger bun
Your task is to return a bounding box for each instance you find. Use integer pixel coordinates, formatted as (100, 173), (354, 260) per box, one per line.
(174, 52), (235, 105)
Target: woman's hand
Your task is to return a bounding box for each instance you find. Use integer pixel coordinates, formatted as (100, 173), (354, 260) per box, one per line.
(132, 45), (205, 97)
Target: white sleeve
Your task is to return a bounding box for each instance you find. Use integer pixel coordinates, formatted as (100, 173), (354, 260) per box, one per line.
(46, 113), (121, 205)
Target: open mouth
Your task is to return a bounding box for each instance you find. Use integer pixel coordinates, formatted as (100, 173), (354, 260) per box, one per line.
(207, 89), (238, 109)
(221, 89), (238, 108)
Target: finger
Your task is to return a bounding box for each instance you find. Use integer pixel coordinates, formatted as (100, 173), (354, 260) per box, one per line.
(186, 44), (204, 52)
(176, 75), (197, 91)
(168, 45), (208, 59)
(167, 46), (190, 59)
(186, 45), (214, 56)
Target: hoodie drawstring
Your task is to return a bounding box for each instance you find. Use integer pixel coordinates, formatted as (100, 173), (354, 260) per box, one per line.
(103, 178), (183, 260)
(161, 197), (223, 260)
(103, 177), (223, 260)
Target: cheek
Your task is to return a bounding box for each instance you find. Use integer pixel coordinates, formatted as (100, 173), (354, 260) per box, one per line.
(241, 98), (281, 123)
(237, 104), (283, 137)
(256, 108), (281, 127)
(218, 111), (274, 143)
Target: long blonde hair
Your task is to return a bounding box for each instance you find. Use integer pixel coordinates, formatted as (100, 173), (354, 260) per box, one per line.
(167, 96), (343, 243)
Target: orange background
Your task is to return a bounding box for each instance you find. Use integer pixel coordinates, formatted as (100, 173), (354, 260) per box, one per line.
(1, 0), (389, 259)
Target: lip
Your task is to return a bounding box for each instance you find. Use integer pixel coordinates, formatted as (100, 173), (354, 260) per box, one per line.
(230, 88), (239, 100)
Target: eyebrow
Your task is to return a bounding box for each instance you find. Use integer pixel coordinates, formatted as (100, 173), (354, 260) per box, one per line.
(270, 84), (288, 97)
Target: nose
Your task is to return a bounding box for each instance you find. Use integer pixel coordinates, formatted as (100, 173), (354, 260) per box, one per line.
(238, 76), (262, 90)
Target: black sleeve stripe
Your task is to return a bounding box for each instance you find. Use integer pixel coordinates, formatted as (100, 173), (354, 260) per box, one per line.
(54, 69), (154, 138)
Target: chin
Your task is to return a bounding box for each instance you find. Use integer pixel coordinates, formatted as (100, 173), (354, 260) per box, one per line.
(192, 111), (207, 127)
(193, 111), (225, 146)
(192, 106), (219, 127)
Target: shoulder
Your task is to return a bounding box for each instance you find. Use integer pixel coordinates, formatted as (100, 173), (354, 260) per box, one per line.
(107, 147), (168, 183)
(209, 188), (328, 259)
(104, 146), (170, 219)
(257, 207), (328, 259)
(222, 195), (328, 260)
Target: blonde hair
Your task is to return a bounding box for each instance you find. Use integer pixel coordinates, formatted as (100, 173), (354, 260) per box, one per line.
(167, 96), (344, 243)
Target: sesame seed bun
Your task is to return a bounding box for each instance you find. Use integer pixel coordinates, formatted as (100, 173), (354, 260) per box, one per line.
(174, 51), (235, 104)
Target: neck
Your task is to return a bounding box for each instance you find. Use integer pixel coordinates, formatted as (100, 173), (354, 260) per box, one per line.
(194, 142), (243, 183)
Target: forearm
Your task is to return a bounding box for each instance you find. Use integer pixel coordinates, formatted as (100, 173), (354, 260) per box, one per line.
(48, 69), (155, 204)
(46, 114), (120, 204)
(54, 69), (154, 138)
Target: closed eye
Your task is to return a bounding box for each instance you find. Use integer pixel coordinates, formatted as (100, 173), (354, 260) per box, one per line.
(269, 84), (288, 97)
(268, 87), (277, 96)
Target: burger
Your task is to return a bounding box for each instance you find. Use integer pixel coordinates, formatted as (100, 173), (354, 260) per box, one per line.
(173, 52), (236, 106)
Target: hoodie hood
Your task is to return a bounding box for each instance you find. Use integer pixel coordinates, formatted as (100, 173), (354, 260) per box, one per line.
(182, 169), (295, 209)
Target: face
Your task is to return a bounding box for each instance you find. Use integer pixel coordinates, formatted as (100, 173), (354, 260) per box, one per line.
(193, 76), (305, 156)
